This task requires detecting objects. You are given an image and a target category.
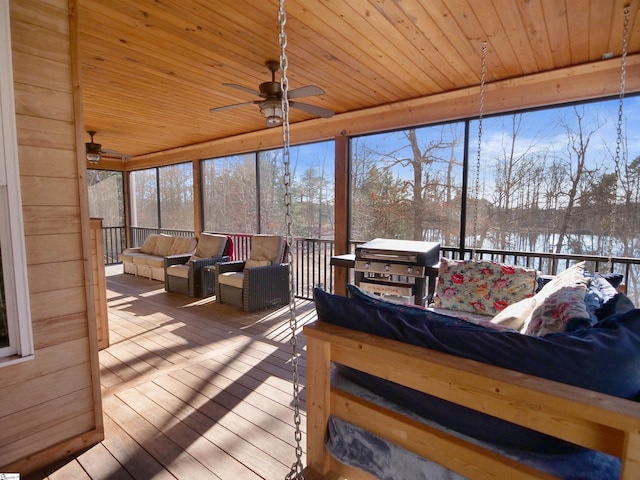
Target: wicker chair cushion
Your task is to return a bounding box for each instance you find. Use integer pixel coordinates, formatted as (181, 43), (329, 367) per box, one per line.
(218, 271), (244, 289)
(250, 235), (285, 264)
(245, 258), (271, 269)
(169, 236), (197, 256)
(192, 233), (227, 260)
(166, 264), (189, 279)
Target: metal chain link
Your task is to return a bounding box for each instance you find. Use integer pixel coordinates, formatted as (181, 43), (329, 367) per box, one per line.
(471, 41), (487, 261)
(608, 6), (629, 272)
(279, 1), (304, 479)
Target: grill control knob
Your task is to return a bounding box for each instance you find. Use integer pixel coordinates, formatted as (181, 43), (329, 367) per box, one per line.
(385, 264), (390, 271)
(364, 262), (370, 269)
(407, 266), (413, 274)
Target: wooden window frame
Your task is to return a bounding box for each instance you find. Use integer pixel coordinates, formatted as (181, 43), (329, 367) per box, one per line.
(0, 0), (34, 365)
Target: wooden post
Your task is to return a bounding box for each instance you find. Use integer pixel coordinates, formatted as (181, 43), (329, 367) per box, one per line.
(333, 134), (349, 296)
(304, 334), (332, 476)
(90, 218), (109, 349)
(621, 432), (640, 479)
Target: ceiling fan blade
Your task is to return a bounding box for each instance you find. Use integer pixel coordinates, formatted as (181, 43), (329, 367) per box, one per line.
(290, 101), (335, 118)
(222, 83), (262, 97)
(100, 148), (132, 160)
(209, 101), (256, 113)
(288, 85), (325, 99)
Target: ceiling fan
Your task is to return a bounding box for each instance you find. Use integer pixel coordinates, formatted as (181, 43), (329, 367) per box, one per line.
(85, 131), (132, 163)
(209, 61), (335, 127)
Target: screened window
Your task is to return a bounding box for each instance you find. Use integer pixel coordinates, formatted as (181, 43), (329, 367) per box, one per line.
(159, 163), (193, 230)
(466, 98), (640, 258)
(350, 123), (465, 244)
(130, 168), (158, 228)
(259, 141), (335, 238)
(202, 153), (257, 234)
(87, 170), (124, 227)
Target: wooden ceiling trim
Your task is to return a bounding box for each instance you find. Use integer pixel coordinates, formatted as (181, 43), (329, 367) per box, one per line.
(437, 0), (507, 83)
(318, 1), (430, 96)
(208, 0), (404, 107)
(469, 1), (526, 78)
(150, 0), (283, 78)
(357, 0), (462, 92)
(79, 0), (274, 91)
(290, 1), (425, 98)
(540, 1), (572, 69)
(117, 55), (640, 172)
(210, 0), (376, 107)
(280, 34), (398, 109)
(508, 2), (554, 73)
(412, 1), (483, 86)
(78, 13), (260, 90)
(589, 0), (616, 59)
(605, 0), (639, 55)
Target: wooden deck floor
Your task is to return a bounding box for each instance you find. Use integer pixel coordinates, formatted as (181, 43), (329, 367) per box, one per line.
(25, 265), (316, 480)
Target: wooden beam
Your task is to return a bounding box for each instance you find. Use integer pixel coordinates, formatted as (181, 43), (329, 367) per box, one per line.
(127, 54), (640, 169)
(69, 0), (104, 441)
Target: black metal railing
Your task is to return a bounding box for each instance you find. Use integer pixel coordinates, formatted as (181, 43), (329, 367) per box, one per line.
(129, 227), (195, 247)
(102, 227), (640, 305)
(102, 226), (126, 265)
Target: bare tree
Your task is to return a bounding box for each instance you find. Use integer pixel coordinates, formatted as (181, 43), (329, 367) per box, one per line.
(553, 107), (601, 254)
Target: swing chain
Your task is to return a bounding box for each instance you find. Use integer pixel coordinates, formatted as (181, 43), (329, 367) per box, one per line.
(608, 6), (629, 272)
(471, 41), (487, 261)
(279, 1), (304, 479)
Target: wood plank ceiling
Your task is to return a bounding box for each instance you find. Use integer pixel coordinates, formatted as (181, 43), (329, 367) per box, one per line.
(77, 0), (640, 160)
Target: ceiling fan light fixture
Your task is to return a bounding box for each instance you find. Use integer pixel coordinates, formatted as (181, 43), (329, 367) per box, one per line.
(86, 130), (102, 163)
(86, 149), (102, 163)
(259, 98), (283, 127)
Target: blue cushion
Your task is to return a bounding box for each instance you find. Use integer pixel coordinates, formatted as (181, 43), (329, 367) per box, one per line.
(314, 287), (640, 453)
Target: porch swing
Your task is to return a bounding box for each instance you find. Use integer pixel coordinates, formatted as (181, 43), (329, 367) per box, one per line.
(298, 5), (640, 480)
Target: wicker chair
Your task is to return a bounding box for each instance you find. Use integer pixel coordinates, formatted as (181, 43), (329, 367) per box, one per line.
(215, 235), (290, 312)
(164, 233), (231, 297)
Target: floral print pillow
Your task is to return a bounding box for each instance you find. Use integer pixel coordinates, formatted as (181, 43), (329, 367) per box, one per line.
(522, 262), (590, 336)
(433, 258), (536, 316)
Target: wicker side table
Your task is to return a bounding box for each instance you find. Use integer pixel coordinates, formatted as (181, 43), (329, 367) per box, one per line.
(201, 264), (217, 298)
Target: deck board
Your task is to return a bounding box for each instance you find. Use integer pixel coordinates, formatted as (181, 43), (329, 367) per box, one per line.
(24, 265), (314, 480)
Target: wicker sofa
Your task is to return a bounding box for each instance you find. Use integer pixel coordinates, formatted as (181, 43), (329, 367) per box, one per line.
(120, 234), (197, 282)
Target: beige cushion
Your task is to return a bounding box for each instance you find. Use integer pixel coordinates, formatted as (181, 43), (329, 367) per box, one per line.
(490, 296), (537, 330)
(245, 258), (271, 269)
(169, 236), (197, 256)
(133, 255), (166, 268)
(194, 233), (227, 258)
(128, 253), (152, 264)
(218, 271), (244, 289)
(166, 264), (189, 279)
(140, 234), (160, 254)
(522, 262), (589, 336)
(153, 235), (175, 256)
(250, 235), (284, 264)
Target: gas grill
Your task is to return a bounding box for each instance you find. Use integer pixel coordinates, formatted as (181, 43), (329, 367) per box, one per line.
(354, 238), (440, 306)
